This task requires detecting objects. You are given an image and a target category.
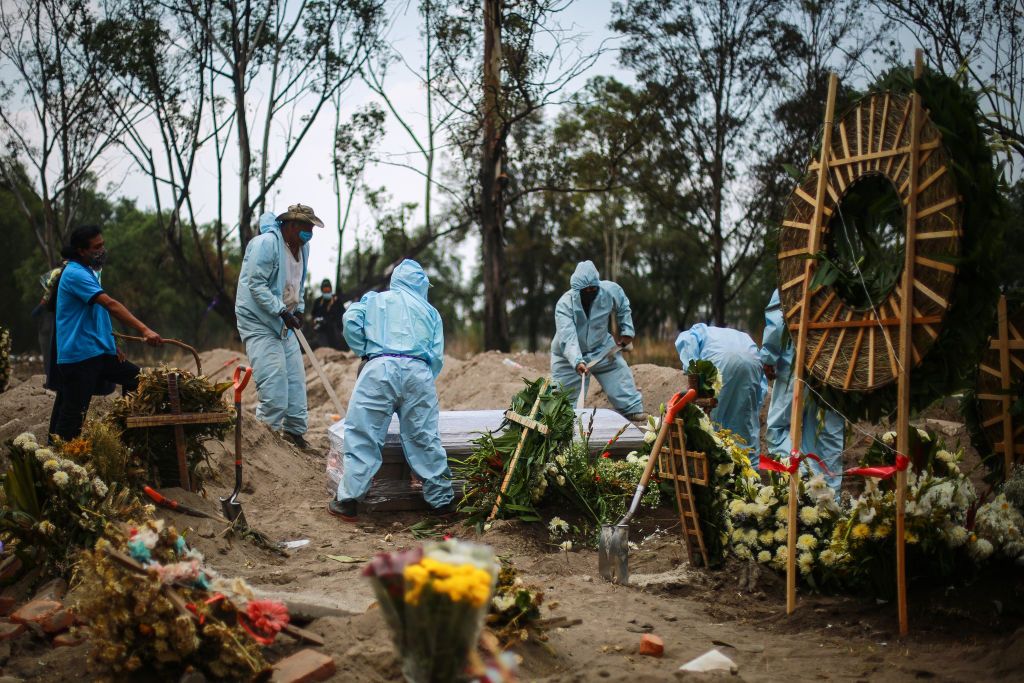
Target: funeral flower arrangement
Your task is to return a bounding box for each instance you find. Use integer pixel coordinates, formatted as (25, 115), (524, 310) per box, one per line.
(77, 519), (287, 681)
(364, 540), (498, 683)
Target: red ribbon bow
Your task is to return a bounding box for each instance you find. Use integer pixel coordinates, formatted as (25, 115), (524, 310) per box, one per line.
(759, 451), (835, 476)
(845, 453), (910, 479)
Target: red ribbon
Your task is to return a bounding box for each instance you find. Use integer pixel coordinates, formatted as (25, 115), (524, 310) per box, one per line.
(759, 451), (835, 476)
(845, 453), (910, 479)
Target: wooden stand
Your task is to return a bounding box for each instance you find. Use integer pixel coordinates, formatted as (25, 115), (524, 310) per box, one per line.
(657, 418), (710, 567)
(124, 371), (231, 492)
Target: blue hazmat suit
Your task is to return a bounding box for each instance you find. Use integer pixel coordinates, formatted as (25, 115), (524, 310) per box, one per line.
(550, 261), (644, 416)
(760, 289), (845, 490)
(235, 212), (309, 435)
(337, 259), (453, 508)
(675, 323), (767, 455)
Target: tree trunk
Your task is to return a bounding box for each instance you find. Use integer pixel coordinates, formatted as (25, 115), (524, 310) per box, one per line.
(235, 61), (253, 247)
(481, 0), (510, 351)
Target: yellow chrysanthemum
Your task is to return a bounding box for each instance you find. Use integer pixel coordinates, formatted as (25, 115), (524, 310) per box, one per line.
(873, 524), (891, 539)
(851, 523), (871, 540)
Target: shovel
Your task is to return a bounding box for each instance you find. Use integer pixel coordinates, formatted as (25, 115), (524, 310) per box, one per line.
(293, 327), (345, 419)
(221, 366), (252, 526)
(598, 388), (696, 584)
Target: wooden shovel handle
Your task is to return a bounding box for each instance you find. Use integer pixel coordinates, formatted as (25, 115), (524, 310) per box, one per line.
(114, 332), (202, 376)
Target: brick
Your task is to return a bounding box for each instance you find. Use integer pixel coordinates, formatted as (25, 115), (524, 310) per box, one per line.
(52, 632), (85, 647)
(271, 649), (336, 683)
(10, 599), (62, 630)
(638, 633), (664, 658)
(33, 578), (67, 602)
(0, 620), (25, 642)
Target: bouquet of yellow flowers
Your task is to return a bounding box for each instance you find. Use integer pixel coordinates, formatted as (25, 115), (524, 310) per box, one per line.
(364, 540), (498, 683)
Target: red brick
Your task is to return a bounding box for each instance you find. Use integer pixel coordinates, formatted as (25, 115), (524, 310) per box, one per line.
(10, 599), (61, 628)
(271, 649), (336, 683)
(638, 633), (664, 657)
(52, 632), (85, 647)
(40, 608), (73, 634)
(0, 620), (25, 642)
(33, 578), (67, 601)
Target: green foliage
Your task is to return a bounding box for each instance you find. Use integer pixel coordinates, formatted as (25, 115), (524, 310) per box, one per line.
(685, 359), (720, 398)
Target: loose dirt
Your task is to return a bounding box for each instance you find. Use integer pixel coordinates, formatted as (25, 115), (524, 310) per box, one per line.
(0, 350), (1017, 682)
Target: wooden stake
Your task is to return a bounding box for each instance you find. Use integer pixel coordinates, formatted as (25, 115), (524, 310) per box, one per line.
(787, 72), (840, 616)
(488, 379), (550, 522)
(998, 295), (1015, 476)
(894, 49), (924, 638)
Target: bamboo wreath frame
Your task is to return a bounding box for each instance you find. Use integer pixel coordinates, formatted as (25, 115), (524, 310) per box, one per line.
(782, 52), (952, 636)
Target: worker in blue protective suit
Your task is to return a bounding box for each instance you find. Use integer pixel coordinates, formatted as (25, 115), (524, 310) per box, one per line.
(550, 261), (645, 419)
(235, 204), (323, 450)
(329, 259), (454, 521)
(760, 289), (845, 491)
(675, 323), (767, 455)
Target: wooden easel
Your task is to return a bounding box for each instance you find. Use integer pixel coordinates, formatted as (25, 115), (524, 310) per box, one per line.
(488, 378), (551, 521)
(658, 418), (710, 567)
(124, 371), (231, 491)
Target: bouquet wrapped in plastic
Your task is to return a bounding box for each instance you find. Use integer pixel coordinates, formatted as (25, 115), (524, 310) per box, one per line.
(363, 540), (499, 683)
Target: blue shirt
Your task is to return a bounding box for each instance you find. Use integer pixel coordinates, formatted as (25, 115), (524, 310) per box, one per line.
(56, 261), (116, 364)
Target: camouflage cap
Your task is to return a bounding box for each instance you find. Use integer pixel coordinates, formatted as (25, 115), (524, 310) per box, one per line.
(277, 203), (324, 228)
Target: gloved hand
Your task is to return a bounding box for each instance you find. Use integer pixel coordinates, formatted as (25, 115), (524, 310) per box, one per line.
(280, 310), (303, 330)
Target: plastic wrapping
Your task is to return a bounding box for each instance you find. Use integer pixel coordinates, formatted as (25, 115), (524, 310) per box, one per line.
(325, 409), (645, 509)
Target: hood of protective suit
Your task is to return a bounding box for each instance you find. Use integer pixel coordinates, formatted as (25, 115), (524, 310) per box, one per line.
(570, 261), (600, 290)
(391, 259), (430, 300)
(258, 212), (281, 236)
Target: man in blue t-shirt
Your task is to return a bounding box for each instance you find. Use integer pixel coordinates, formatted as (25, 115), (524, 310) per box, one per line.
(51, 225), (163, 441)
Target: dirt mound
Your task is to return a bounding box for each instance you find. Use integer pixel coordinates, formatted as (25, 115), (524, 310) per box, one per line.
(435, 351), (549, 410)
(0, 374), (118, 446)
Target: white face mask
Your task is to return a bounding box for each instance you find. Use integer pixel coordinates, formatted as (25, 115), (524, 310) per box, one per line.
(321, 291), (332, 300)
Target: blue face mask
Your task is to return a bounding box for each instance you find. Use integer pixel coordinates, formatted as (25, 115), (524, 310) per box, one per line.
(299, 230), (313, 244)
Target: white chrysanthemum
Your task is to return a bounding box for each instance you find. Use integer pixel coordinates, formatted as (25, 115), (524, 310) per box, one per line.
(555, 454), (567, 466)
(758, 529), (775, 546)
(559, 540), (573, 552)
(757, 550), (772, 563)
(728, 499), (746, 517)
(858, 506), (877, 524)
(626, 453), (639, 464)
(42, 459), (60, 472)
(774, 527), (787, 543)
(799, 506), (819, 526)
(755, 486), (776, 505)
(33, 448), (54, 462)
(798, 551), (814, 575)
(715, 462), (734, 478)
(796, 534), (818, 551)
(731, 528), (745, 543)
(51, 471), (70, 487)
(819, 549), (837, 566)
(643, 429), (657, 444)
(556, 475), (566, 486)
(492, 594), (516, 612)
(546, 463), (558, 475)
(733, 543), (752, 560)
(745, 529), (759, 546)
(775, 506), (788, 523)
(774, 546), (788, 562)
(13, 432), (38, 450)
(968, 537), (994, 561)
(881, 431), (896, 446)
(548, 517), (569, 535)
(69, 463), (89, 484)
(1004, 541), (1024, 558)
(92, 477), (109, 498)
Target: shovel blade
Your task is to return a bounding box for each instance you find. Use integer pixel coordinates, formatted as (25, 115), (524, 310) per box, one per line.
(220, 497), (248, 529)
(598, 523), (630, 585)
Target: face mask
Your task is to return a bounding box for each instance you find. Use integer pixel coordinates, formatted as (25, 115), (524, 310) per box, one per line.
(321, 291), (332, 300)
(299, 230), (313, 244)
(89, 249), (107, 269)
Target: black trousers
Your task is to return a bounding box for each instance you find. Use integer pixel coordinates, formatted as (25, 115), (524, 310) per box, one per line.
(51, 354), (140, 441)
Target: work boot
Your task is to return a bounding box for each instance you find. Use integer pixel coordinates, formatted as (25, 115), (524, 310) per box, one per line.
(626, 412), (649, 423)
(431, 500), (459, 520)
(282, 431), (311, 450)
(328, 499), (358, 522)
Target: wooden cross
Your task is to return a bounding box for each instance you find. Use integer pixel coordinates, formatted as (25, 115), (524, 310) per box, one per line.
(488, 378), (551, 522)
(124, 371), (231, 492)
